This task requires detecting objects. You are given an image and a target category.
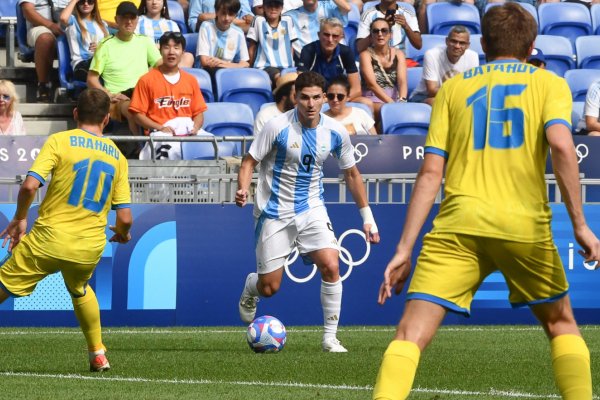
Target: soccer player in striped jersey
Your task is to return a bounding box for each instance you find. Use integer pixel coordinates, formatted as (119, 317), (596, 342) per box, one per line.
(236, 72), (381, 352)
(372, 4), (600, 399)
(0, 89), (132, 372)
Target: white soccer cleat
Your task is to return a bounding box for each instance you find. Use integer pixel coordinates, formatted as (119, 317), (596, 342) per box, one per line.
(322, 337), (348, 353)
(89, 354), (111, 372)
(239, 275), (259, 324)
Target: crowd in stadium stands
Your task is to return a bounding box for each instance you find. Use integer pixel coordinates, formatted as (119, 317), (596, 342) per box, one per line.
(6, 0), (600, 146)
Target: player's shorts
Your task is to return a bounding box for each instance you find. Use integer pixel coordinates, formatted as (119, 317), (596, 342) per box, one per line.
(255, 206), (339, 274)
(407, 232), (568, 316)
(0, 236), (96, 298)
(26, 26), (55, 48)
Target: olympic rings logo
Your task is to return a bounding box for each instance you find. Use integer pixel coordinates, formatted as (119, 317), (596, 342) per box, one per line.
(284, 229), (371, 283)
(576, 144), (588, 164)
(353, 143), (369, 163)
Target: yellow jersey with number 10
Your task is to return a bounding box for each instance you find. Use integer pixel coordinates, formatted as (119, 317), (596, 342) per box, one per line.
(425, 60), (572, 242)
(26, 129), (131, 264)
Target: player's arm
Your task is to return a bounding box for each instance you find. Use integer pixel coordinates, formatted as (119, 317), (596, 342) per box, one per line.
(109, 208), (133, 244)
(378, 152), (445, 304)
(547, 124), (600, 262)
(343, 165), (380, 244)
(236, 154), (259, 207)
(0, 176), (41, 252)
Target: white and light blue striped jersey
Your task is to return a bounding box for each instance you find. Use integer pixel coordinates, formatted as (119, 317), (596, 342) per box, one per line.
(65, 15), (108, 69)
(197, 20), (249, 62)
(356, 6), (419, 52)
(188, 0), (253, 32)
(247, 15), (297, 69)
(249, 109), (356, 219)
(135, 15), (180, 43)
(284, 1), (348, 56)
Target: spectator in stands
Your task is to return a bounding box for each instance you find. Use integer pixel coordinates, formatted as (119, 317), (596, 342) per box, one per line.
(188, 0), (253, 33)
(247, 0), (297, 87)
(254, 72), (297, 133)
(527, 48), (546, 69)
(197, 0), (250, 77)
(409, 25), (479, 105)
(325, 75), (377, 135)
(19, 0), (63, 102)
(359, 18), (408, 123)
(129, 32), (208, 158)
(136, 0), (195, 67)
(98, 0), (141, 28)
(0, 81), (26, 136)
(576, 80), (600, 136)
(284, 0), (350, 58)
(355, 0), (421, 61)
(87, 1), (161, 157)
(60, 0), (110, 82)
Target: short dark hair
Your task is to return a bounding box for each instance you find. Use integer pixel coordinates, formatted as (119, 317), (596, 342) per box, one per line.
(326, 75), (350, 94)
(275, 81), (294, 103)
(215, 0), (241, 15)
(295, 71), (326, 93)
(76, 88), (110, 124)
(159, 31), (186, 49)
(482, 3), (537, 61)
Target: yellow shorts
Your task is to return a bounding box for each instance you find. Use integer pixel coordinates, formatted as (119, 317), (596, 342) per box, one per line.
(0, 236), (96, 298)
(407, 232), (568, 316)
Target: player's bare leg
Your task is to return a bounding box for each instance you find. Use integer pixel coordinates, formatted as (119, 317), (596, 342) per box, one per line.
(239, 268), (285, 324)
(531, 295), (591, 400)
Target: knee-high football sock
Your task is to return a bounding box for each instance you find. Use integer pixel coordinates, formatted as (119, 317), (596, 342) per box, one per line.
(551, 334), (592, 400)
(373, 340), (421, 400)
(71, 285), (104, 353)
(321, 279), (342, 340)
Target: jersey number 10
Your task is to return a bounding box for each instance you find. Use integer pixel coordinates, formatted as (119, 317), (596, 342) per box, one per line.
(466, 84), (527, 150)
(68, 158), (115, 213)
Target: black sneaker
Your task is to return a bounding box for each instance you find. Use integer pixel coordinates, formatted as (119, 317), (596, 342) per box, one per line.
(36, 83), (51, 103)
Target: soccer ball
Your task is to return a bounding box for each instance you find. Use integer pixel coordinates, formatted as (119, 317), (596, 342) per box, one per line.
(246, 315), (286, 353)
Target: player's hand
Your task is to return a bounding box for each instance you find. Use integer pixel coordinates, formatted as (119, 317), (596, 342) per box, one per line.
(235, 189), (248, 207)
(363, 223), (380, 244)
(378, 249), (412, 305)
(574, 224), (600, 267)
(0, 218), (28, 252)
(108, 226), (131, 244)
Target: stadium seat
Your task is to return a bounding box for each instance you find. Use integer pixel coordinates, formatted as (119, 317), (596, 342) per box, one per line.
(56, 35), (87, 97)
(533, 35), (575, 77)
(183, 32), (198, 54)
(182, 67), (214, 102)
(576, 36), (600, 69)
(181, 133), (237, 159)
(468, 34), (486, 64)
(15, 1), (33, 62)
(348, 3), (360, 28)
(405, 34), (446, 64)
(571, 101), (584, 134)
(538, 3), (592, 47)
(564, 69), (600, 102)
(215, 68), (274, 116)
(407, 66), (422, 96)
(484, 2), (538, 31)
(168, 0), (188, 33)
(380, 103), (431, 135)
(202, 102), (254, 154)
(0, 0), (17, 41)
(593, 4), (600, 34)
(343, 24), (358, 59)
(426, 3), (481, 35)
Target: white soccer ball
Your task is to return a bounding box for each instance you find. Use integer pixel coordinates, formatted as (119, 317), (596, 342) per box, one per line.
(246, 315), (287, 353)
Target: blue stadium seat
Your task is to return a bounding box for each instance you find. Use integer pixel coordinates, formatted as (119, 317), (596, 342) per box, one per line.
(343, 24), (358, 59)
(405, 34), (446, 64)
(16, 1), (33, 62)
(484, 2), (538, 31)
(202, 102), (254, 154)
(564, 69), (600, 102)
(538, 3), (592, 47)
(426, 3), (481, 35)
(468, 34), (485, 64)
(407, 66), (422, 96)
(533, 35), (575, 77)
(593, 4), (600, 34)
(348, 3), (360, 28)
(380, 103), (431, 135)
(57, 35), (87, 97)
(168, 0), (188, 33)
(571, 101), (585, 134)
(183, 32), (199, 67)
(182, 67), (214, 102)
(0, 0), (17, 17)
(181, 133), (237, 159)
(215, 68), (274, 116)
(576, 36), (600, 69)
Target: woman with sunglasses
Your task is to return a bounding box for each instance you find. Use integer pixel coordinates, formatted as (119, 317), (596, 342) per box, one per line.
(359, 18), (408, 123)
(136, 0), (195, 67)
(60, 0), (110, 82)
(325, 76), (377, 135)
(0, 80), (25, 136)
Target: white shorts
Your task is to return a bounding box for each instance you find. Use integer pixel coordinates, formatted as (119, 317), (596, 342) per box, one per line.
(255, 206), (339, 274)
(27, 26), (55, 48)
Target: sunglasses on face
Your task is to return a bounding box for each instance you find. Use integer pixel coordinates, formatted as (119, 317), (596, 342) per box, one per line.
(0, 94), (11, 101)
(77, 0), (95, 6)
(371, 28), (390, 35)
(326, 93), (346, 101)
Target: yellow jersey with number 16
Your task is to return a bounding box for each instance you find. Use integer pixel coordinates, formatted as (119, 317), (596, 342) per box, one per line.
(425, 60), (572, 243)
(26, 129), (131, 264)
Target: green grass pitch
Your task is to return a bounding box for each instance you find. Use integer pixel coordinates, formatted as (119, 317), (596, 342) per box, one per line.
(1, 326), (598, 399)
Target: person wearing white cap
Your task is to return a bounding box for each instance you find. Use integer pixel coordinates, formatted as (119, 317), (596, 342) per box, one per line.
(527, 48), (546, 69)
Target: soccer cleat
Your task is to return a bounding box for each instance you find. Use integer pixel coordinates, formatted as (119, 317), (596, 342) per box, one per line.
(89, 354), (111, 372)
(322, 337), (348, 353)
(239, 275), (259, 324)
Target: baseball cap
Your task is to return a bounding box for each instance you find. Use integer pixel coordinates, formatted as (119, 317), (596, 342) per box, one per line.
(528, 48), (546, 65)
(116, 1), (139, 16)
(273, 72), (298, 96)
(263, 0), (284, 6)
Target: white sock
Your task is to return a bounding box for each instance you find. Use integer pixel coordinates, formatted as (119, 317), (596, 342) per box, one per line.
(88, 348), (105, 361)
(245, 272), (260, 297)
(321, 279), (342, 340)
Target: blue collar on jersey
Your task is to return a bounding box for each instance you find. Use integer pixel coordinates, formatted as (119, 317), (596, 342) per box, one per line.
(80, 128), (101, 137)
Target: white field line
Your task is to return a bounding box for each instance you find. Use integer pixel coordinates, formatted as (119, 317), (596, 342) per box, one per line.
(3, 371), (597, 399)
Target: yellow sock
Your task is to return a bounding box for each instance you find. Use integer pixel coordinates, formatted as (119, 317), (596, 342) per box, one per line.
(551, 334), (592, 400)
(373, 340), (421, 400)
(71, 285), (105, 352)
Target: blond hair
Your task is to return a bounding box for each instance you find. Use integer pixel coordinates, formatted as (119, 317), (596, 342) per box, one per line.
(0, 80), (19, 115)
